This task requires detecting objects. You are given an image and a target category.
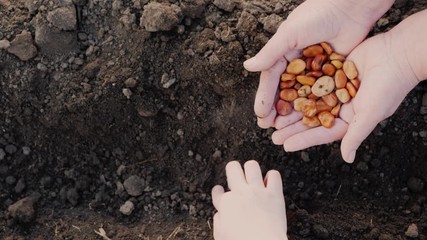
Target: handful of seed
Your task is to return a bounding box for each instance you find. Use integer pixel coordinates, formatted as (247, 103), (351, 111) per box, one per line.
(276, 42), (360, 128)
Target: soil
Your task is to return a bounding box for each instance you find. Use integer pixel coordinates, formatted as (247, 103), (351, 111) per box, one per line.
(1, 0), (427, 239)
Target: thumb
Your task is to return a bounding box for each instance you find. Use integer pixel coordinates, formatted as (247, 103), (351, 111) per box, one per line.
(244, 22), (296, 72)
(340, 113), (380, 163)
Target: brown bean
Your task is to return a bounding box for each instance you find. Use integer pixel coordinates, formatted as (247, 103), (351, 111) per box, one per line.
(318, 111), (335, 128)
(302, 116), (321, 128)
(280, 80), (296, 89)
(276, 100), (293, 116)
(306, 71), (323, 78)
(312, 76), (335, 97)
(293, 97), (307, 112)
(298, 85), (312, 97)
(281, 73), (295, 81)
(331, 60), (343, 69)
(303, 45), (324, 58)
(334, 69), (347, 89)
(336, 88), (351, 103)
(331, 103), (341, 116)
(343, 60), (358, 80)
(322, 92), (338, 107)
(286, 59), (306, 75)
(296, 75), (316, 86)
(305, 58), (314, 71)
(308, 93), (319, 100)
(280, 88), (298, 102)
(320, 42), (334, 55)
(322, 63), (336, 76)
(302, 99), (317, 117)
(294, 83), (302, 90)
(350, 78), (360, 90)
(329, 52), (345, 62)
(316, 99), (333, 112)
(346, 82), (357, 98)
(311, 54), (327, 71)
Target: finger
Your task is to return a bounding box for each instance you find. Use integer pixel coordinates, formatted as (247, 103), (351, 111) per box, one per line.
(213, 213), (221, 240)
(243, 160), (264, 188)
(339, 102), (355, 124)
(271, 121), (309, 145)
(283, 118), (348, 152)
(254, 58), (286, 118)
(264, 170), (283, 194)
(340, 113), (379, 163)
(211, 185), (225, 210)
(257, 108), (276, 129)
(244, 22), (294, 72)
(225, 161), (246, 190)
(274, 111), (304, 130)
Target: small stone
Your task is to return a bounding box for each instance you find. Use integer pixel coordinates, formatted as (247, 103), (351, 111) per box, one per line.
(125, 78), (137, 88)
(261, 14), (283, 34)
(0, 39), (10, 49)
(140, 2), (181, 32)
(0, 149), (5, 160)
(420, 131), (427, 138)
(312, 224), (329, 239)
(15, 178), (26, 193)
(123, 175), (145, 197)
(213, 0), (235, 12)
(407, 177), (424, 192)
(7, 30), (37, 61)
(119, 200), (135, 215)
(377, 18), (389, 28)
(6, 176), (16, 185)
(8, 197), (35, 222)
(67, 188), (79, 206)
(212, 149), (222, 159)
(189, 204), (197, 216)
(5, 144), (17, 154)
(405, 223), (419, 238)
(47, 7), (77, 31)
(301, 151), (310, 162)
(161, 73), (177, 88)
(122, 88), (132, 99)
(236, 11), (257, 33)
(117, 165), (126, 176)
(37, 63), (48, 71)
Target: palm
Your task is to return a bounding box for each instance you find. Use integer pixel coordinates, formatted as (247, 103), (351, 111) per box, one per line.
(272, 33), (417, 162)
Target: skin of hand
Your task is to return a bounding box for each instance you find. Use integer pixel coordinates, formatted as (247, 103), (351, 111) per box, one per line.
(212, 161), (288, 240)
(244, 0), (394, 128)
(271, 9), (427, 163)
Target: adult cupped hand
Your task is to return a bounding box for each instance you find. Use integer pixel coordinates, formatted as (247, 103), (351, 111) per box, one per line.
(271, 31), (420, 162)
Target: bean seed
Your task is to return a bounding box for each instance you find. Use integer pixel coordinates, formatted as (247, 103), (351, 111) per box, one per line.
(311, 54), (327, 71)
(287, 59), (306, 75)
(318, 111), (335, 128)
(334, 69), (347, 89)
(329, 52), (345, 62)
(306, 71), (323, 78)
(336, 88), (351, 103)
(281, 73), (295, 81)
(280, 88), (298, 102)
(276, 100), (293, 116)
(303, 45), (324, 58)
(302, 116), (321, 128)
(311, 76), (335, 97)
(322, 63), (336, 76)
(316, 99), (333, 112)
(343, 60), (358, 80)
(331, 104), (341, 116)
(306, 58), (313, 71)
(320, 42), (334, 55)
(346, 82), (357, 98)
(294, 83), (302, 90)
(322, 92), (338, 107)
(280, 80), (296, 89)
(350, 78), (360, 90)
(296, 76), (316, 86)
(331, 60), (343, 69)
(308, 93), (319, 100)
(293, 97), (308, 112)
(302, 99), (317, 117)
(298, 85), (312, 97)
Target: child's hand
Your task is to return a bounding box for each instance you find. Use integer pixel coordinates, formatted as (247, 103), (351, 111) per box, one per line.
(244, 0), (394, 128)
(212, 161), (287, 240)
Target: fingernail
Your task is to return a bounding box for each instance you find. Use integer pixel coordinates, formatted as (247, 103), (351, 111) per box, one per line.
(347, 150), (356, 163)
(243, 57), (256, 69)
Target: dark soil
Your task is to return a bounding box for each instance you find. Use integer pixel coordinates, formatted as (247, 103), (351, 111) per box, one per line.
(1, 0), (427, 239)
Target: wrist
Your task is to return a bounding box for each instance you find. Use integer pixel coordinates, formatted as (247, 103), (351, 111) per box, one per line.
(389, 9), (427, 84)
(332, 0), (395, 28)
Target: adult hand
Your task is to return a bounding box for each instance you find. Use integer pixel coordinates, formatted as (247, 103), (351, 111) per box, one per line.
(244, 0), (394, 128)
(212, 161), (287, 240)
(271, 31), (420, 162)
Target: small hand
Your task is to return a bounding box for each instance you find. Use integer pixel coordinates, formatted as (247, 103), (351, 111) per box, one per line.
(212, 160), (287, 240)
(271, 31), (420, 162)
